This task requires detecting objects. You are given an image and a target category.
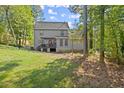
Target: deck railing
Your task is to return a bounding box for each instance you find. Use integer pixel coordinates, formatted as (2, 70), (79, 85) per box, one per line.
(41, 44), (56, 48)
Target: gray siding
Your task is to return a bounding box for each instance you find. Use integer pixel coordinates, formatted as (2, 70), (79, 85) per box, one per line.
(56, 38), (83, 52)
(34, 21), (83, 52)
(34, 29), (68, 49)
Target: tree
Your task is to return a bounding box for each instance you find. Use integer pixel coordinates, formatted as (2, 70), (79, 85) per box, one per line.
(32, 5), (43, 21)
(88, 6), (94, 50)
(104, 6), (124, 63)
(83, 5), (88, 56)
(100, 5), (105, 63)
(69, 5), (88, 56)
(69, 5), (124, 63)
(2, 6), (16, 45)
(0, 5), (34, 47)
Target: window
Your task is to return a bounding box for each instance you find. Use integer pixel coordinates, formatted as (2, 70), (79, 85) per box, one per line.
(65, 39), (68, 46)
(61, 31), (64, 36)
(60, 39), (63, 46)
(40, 31), (44, 36)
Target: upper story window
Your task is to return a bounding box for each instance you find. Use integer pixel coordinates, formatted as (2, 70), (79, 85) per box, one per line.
(61, 31), (64, 36)
(40, 31), (44, 36)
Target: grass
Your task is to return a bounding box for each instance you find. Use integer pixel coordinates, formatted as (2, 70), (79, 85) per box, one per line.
(0, 45), (79, 88)
(1, 45), (124, 88)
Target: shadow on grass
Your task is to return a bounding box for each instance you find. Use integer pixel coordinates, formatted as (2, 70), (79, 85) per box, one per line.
(0, 60), (20, 87)
(0, 62), (19, 72)
(14, 58), (81, 88)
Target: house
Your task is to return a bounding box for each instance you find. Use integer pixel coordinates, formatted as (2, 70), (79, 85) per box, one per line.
(34, 21), (83, 52)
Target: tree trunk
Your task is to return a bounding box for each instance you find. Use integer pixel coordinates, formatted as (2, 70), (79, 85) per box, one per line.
(89, 28), (93, 49)
(100, 6), (105, 63)
(4, 6), (16, 45)
(18, 31), (22, 49)
(83, 5), (88, 56)
(24, 28), (27, 46)
(89, 9), (93, 50)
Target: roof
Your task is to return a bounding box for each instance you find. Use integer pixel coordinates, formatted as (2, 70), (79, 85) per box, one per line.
(34, 21), (69, 30)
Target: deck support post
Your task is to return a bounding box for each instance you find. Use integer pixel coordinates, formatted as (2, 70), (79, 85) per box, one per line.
(41, 48), (43, 52)
(47, 48), (50, 52)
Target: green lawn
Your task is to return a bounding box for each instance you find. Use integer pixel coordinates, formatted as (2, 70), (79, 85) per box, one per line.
(0, 45), (79, 88)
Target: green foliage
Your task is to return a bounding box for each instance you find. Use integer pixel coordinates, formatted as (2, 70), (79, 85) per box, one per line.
(69, 5), (124, 63)
(0, 5), (35, 46)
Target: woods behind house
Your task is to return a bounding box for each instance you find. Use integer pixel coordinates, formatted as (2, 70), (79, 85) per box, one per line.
(0, 5), (124, 64)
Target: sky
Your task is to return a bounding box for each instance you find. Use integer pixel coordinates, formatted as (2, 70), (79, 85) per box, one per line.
(40, 5), (80, 29)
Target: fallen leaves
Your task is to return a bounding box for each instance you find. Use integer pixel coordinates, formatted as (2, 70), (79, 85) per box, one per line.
(67, 53), (124, 88)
